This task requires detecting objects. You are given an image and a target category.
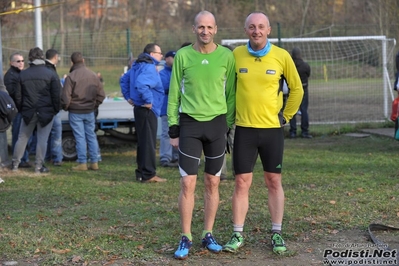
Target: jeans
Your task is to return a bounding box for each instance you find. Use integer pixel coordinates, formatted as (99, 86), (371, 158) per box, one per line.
(45, 112), (63, 162)
(159, 115), (178, 163)
(12, 114), (54, 168)
(68, 112), (98, 164)
(11, 113), (30, 163)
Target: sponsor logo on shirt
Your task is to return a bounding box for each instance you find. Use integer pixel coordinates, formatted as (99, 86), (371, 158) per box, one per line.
(202, 59), (209, 65)
(266, 70), (276, 75)
(239, 68), (248, 73)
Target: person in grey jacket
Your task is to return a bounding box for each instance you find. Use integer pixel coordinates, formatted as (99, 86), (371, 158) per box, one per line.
(61, 52), (105, 171)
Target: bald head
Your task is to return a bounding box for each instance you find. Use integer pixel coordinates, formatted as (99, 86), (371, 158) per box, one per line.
(194, 10), (216, 26)
(244, 12), (271, 51)
(192, 10), (218, 47)
(245, 12), (269, 28)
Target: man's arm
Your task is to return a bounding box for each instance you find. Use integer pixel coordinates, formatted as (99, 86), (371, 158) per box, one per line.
(96, 78), (105, 107)
(50, 73), (61, 113)
(283, 55), (304, 122)
(4, 72), (17, 100)
(120, 69), (131, 101)
(167, 53), (182, 129)
(134, 64), (158, 106)
(225, 51), (236, 129)
(61, 76), (72, 111)
(14, 78), (22, 111)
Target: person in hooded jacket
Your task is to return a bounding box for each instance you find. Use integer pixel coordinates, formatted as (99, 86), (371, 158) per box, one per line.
(289, 47), (312, 139)
(120, 43), (166, 183)
(11, 47), (61, 173)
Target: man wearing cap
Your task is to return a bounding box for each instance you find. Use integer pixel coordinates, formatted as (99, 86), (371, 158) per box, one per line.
(159, 51), (178, 168)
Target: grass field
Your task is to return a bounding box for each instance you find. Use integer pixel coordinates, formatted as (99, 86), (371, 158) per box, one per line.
(1, 126), (398, 265)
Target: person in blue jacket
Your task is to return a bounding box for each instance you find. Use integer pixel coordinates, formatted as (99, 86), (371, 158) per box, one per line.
(120, 43), (166, 183)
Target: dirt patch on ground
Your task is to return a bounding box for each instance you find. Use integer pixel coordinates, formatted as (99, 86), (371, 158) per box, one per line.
(4, 228), (398, 266)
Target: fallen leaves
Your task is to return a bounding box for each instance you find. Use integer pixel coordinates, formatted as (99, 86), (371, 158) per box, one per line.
(95, 246), (110, 254)
(51, 248), (71, 254)
(72, 255), (82, 263)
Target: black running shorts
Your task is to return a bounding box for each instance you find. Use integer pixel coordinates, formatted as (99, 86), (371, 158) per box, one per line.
(233, 126), (284, 174)
(178, 113), (227, 176)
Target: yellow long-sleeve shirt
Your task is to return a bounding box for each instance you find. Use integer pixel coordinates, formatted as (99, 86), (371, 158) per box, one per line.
(234, 44), (303, 128)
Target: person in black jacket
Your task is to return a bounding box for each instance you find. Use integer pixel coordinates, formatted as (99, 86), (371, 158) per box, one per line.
(4, 52), (32, 168)
(0, 76), (17, 167)
(44, 49), (63, 166)
(289, 47), (312, 138)
(12, 47), (61, 173)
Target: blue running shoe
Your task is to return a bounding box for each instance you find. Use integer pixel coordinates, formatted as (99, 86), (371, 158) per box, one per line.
(174, 236), (192, 260)
(201, 232), (222, 253)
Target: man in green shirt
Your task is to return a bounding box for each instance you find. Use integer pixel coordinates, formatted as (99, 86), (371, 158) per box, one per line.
(168, 10), (236, 260)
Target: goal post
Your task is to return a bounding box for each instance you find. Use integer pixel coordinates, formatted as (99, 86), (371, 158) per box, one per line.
(222, 36), (397, 125)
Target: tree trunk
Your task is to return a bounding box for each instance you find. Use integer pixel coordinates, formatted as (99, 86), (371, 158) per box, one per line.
(300, 0), (310, 37)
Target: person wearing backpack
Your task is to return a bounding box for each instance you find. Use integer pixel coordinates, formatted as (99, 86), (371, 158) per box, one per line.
(0, 76), (18, 166)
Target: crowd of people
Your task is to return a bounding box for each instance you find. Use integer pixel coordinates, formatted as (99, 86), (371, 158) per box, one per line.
(0, 9), (315, 261)
(1, 47), (105, 173)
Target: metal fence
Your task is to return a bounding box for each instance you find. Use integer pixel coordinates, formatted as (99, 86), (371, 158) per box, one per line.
(1, 28), (397, 128)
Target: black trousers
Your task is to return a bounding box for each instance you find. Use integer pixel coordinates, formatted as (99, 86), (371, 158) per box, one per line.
(133, 106), (158, 181)
(289, 88), (309, 135)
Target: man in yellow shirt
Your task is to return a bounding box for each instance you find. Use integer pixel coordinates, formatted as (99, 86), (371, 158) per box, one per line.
(223, 12), (303, 254)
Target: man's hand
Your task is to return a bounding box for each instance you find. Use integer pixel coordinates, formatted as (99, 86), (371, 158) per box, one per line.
(127, 99), (134, 106)
(170, 137), (179, 148)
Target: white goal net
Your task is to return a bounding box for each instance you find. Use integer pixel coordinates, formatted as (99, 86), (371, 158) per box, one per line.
(222, 36), (397, 126)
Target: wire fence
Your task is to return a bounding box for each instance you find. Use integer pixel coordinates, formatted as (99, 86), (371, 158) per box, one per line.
(1, 28), (397, 128)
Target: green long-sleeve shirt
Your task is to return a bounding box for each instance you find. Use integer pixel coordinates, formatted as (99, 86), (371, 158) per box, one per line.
(167, 44), (236, 128)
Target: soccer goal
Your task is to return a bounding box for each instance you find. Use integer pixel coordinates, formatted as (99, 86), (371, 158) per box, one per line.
(222, 36), (397, 125)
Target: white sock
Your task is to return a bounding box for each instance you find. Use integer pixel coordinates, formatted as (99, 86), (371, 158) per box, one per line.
(233, 224), (244, 233)
(272, 223), (282, 234)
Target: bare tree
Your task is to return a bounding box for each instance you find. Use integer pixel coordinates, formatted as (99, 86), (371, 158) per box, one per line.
(299, 0), (310, 36)
(59, 1), (65, 67)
